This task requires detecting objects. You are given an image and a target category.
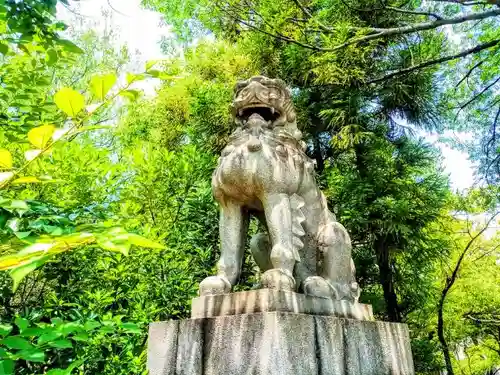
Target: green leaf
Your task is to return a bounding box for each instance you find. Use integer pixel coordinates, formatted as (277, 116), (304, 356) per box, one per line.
(126, 73), (146, 84)
(145, 60), (159, 70)
(54, 21), (68, 31)
(11, 201), (28, 211)
(46, 370), (66, 375)
(99, 325), (115, 334)
(67, 359), (84, 372)
(83, 321), (100, 331)
(9, 255), (53, 292)
(14, 317), (29, 332)
(0, 359), (14, 375)
(19, 327), (45, 337)
(147, 69), (162, 78)
(127, 234), (165, 249)
(0, 337), (33, 350)
(0, 200), (28, 213)
(14, 231), (31, 239)
(0, 44), (9, 55)
(38, 331), (61, 345)
(0, 348), (9, 358)
(0, 149), (12, 169)
(27, 125), (55, 148)
(90, 73), (117, 101)
(48, 339), (72, 349)
(50, 227), (63, 236)
(51, 318), (63, 326)
(120, 323), (142, 334)
(71, 332), (89, 342)
(46, 359), (83, 375)
(56, 39), (84, 54)
(97, 238), (131, 256)
(0, 244), (51, 271)
(46, 48), (58, 66)
(57, 322), (83, 335)
(54, 88), (85, 117)
(16, 348), (44, 362)
(0, 324), (13, 337)
(120, 89), (141, 102)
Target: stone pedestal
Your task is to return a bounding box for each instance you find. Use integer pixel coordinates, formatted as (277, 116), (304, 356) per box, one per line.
(148, 291), (415, 375)
(191, 289), (374, 320)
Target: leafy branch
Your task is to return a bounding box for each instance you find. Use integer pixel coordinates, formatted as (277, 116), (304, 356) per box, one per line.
(328, 9), (500, 51)
(0, 73), (138, 189)
(0, 68), (165, 290)
(240, 6), (500, 52)
(437, 211), (500, 375)
(367, 40), (500, 84)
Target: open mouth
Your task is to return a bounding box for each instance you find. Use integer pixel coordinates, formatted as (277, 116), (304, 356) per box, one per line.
(237, 105), (281, 122)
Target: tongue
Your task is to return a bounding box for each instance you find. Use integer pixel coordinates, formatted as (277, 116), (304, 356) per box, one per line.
(246, 114), (264, 152)
(248, 112), (266, 122)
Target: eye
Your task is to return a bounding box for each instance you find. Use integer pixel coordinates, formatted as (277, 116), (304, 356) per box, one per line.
(269, 92), (278, 99)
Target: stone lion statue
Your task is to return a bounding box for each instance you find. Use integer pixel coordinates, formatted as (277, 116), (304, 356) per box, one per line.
(199, 76), (360, 301)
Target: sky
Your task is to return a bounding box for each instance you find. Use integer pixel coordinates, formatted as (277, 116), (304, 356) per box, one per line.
(57, 0), (476, 191)
(58, 0), (170, 62)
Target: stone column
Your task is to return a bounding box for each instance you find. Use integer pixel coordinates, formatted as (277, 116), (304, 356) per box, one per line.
(148, 289), (415, 375)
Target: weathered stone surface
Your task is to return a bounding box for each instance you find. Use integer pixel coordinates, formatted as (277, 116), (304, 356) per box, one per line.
(191, 288), (374, 320)
(148, 312), (415, 375)
(314, 316), (345, 375)
(204, 312), (317, 375)
(175, 319), (203, 375)
(344, 319), (415, 375)
(199, 76), (361, 301)
(147, 320), (178, 375)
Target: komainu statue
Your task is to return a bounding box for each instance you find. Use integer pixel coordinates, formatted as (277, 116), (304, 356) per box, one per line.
(199, 76), (360, 301)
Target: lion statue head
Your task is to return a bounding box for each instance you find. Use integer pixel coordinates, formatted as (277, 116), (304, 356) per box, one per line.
(231, 76), (303, 142)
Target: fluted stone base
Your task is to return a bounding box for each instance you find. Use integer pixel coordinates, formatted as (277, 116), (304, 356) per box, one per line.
(148, 311), (415, 375)
(191, 289), (374, 320)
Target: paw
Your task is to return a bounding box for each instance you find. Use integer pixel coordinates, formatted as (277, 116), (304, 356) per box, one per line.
(318, 280), (361, 302)
(261, 269), (296, 291)
(199, 275), (231, 296)
(303, 276), (334, 299)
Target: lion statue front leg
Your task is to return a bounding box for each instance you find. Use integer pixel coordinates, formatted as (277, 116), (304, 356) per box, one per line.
(258, 193), (297, 291)
(199, 198), (249, 296)
(200, 193), (299, 296)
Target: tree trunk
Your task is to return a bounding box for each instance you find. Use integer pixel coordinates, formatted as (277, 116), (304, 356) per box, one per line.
(437, 293), (455, 375)
(312, 134), (325, 173)
(375, 237), (402, 322)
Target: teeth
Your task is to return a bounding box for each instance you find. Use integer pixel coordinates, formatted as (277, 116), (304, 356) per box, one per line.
(271, 107), (275, 114)
(239, 109), (243, 116)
